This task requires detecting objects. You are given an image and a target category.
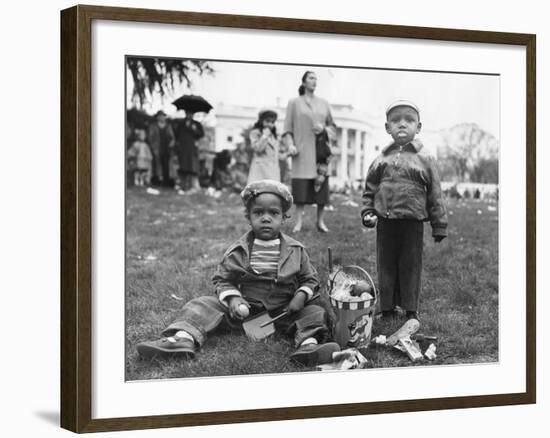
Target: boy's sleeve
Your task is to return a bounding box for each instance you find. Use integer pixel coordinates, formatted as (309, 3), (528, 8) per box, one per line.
(212, 252), (242, 306)
(425, 156), (448, 237)
(361, 157), (381, 219)
(295, 248), (320, 301)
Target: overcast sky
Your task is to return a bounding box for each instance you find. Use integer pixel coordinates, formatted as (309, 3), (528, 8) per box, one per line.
(130, 60), (500, 138)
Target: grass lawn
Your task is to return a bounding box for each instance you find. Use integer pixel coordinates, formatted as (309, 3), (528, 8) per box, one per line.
(126, 187), (498, 380)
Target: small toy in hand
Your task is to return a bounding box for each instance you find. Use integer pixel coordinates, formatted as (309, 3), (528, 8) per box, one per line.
(362, 213), (377, 228)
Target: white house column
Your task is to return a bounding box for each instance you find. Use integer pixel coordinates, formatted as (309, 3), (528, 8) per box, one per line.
(353, 129), (361, 181)
(362, 131), (370, 178)
(339, 127), (348, 184)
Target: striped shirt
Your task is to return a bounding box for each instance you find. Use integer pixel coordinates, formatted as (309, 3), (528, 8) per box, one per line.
(250, 238), (280, 276)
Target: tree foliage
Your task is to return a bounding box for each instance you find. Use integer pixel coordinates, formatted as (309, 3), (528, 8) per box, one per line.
(127, 57), (214, 108)
(437, 123), (499, 183)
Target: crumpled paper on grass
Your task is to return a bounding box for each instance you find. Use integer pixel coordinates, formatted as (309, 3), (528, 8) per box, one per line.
(316, 348), (370, 371)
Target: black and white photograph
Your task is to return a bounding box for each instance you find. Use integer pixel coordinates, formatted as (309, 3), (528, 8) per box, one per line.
(125, 57), (499, 380)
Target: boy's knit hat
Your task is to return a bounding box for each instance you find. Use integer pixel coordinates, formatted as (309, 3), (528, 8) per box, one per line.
(385, 100), (420, 118)
(241, 179), (293, 212)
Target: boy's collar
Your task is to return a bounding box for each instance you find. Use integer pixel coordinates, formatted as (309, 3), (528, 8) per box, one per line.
(382, 138), (424, 155)
(229, 230), (303, 255)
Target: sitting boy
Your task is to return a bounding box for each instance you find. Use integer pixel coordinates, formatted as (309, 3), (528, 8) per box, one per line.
(137, 179), (340, 366)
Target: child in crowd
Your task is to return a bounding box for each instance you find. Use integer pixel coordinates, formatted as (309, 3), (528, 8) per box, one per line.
(248, 109), (285, 183)
(128, 128), (153, 186)
(361, 100), (448, 320)
(137, 179), (340, 366)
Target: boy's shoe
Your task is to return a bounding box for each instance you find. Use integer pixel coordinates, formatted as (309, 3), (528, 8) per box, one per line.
(137, 336), (196, 359)
(290, 342), (340, 367)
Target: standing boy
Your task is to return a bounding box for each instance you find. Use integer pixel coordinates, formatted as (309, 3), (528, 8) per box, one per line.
(361, 100), (448, 320)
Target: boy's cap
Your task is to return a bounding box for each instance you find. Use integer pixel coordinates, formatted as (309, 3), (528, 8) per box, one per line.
(241, 179), (293, 212)
(385, 100), (420, 117)
(154, 110), (168, 118)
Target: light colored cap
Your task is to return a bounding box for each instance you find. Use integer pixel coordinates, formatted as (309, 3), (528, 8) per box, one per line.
(385, 100), (420, 117)
(241, 179), (293, 212)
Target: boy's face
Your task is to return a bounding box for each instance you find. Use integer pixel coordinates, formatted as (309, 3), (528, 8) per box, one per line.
(385, 106), (422, 146)
(137, 130), (146, 141)
(248, 193), (285, 241)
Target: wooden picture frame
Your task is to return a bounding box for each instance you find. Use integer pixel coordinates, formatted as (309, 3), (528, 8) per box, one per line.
(60, 4), (536, 433)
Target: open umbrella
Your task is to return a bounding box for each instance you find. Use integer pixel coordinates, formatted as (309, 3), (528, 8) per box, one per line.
(172, 94), (213, 114)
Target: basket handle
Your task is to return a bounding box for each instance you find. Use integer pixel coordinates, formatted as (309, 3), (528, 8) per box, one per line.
(330, 265), (378, 302)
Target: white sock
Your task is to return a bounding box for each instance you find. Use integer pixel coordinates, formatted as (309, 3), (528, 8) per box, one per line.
(300, 337), (318, 347)
(174, 330), (194, 341)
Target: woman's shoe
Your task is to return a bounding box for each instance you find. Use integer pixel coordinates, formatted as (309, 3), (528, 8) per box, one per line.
(316, 222), (329, 233)
(292, 222), (303, 233)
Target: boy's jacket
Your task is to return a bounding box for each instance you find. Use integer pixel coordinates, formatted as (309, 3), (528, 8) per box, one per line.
(212, 231), (319, 310)
(361, 139), (448, 236)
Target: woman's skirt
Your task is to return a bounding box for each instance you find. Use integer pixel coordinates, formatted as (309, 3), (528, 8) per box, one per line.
(291, 177), (330, 205)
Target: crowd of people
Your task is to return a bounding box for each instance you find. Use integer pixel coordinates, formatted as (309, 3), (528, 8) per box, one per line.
(127, 70), (336, 229)
(127, 109), (205, 191)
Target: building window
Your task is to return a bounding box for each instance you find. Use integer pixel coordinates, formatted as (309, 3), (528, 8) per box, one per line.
(227, 136), (233, 142)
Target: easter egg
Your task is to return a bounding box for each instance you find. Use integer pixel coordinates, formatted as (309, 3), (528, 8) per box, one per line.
(237, 304), (250, 318)
(360, 292), (374, 301)
(351, 280), (372, 297)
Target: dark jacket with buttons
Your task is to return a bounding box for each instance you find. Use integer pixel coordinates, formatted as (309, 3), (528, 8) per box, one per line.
(361, 139), (448, 237)
(212, 231), (319, 310)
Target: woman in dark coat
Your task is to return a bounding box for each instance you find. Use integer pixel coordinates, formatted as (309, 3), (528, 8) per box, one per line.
(175, 110), (204, 191)
(283, 71), (336, 233)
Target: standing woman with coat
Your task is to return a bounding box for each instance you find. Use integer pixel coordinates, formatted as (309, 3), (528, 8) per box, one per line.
(283, 71), (336, 233)
(175, 110), (204, 191)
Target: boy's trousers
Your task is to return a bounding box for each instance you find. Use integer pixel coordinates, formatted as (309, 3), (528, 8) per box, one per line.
(162, 295), (329, 347)
(376, 218), (424, 312)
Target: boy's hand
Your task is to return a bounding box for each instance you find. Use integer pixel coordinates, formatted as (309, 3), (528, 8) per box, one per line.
(287, 291), (307, 314)
(433, 235), (446, 243)
(362, 213), (377, 228)
(228, 296), (250, 320)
